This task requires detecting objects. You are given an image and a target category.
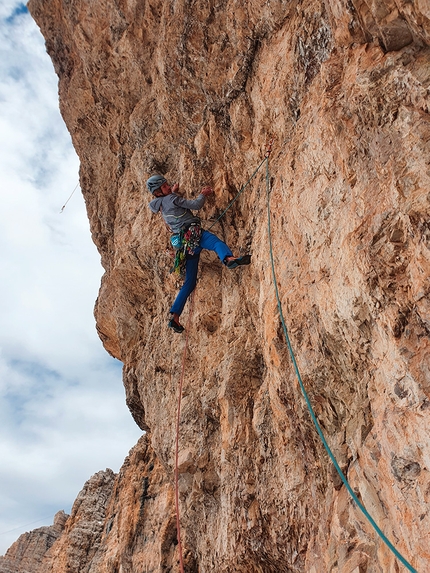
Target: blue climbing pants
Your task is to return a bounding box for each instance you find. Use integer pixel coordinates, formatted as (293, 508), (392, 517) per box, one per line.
(169, 230), (233, 316)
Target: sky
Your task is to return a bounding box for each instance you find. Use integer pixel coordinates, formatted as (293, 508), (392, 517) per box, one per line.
(0, 2), (142, 555)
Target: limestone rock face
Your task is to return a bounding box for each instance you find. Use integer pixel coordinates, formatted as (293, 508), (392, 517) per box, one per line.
(0, 437), (176, 573)
(22, 0), (430, 572)
(40, 436), (179, 573)
(0, 511), (68, 573)
(42, 469), (117, 573)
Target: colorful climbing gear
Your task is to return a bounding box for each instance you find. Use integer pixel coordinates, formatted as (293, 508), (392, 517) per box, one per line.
(183, 223), (202, 255)
(171, 223), (203, 276)
(170, 233), (183, 250)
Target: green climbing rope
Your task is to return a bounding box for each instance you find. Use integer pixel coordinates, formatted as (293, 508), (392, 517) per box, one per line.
(264, 158), (417, 573)
(203, 146), (418, 571)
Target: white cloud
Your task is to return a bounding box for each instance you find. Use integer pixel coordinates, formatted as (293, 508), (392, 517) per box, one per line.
(0, 2), (142, 555)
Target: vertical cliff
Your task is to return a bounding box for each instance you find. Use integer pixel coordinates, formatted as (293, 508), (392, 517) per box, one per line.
(18, 0), (430, 571)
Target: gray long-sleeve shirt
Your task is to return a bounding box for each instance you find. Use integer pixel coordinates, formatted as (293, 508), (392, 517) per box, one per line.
(149, 192), (206, 233)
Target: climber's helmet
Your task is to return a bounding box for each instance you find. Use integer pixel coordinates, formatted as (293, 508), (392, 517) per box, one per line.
(147, 174), (167, 194)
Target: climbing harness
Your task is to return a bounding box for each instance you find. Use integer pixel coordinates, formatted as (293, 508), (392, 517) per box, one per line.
(263, 153), (417, 573)
(171, 223), (203, 276)
(172, 138), (417, 573)
(174, 291), (195, 573)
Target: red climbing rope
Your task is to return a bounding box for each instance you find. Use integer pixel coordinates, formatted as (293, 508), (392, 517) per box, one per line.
(174, 291), (196, 573)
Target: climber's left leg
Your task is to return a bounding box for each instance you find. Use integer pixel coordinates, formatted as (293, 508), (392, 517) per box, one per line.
(199, 230), (232, 263)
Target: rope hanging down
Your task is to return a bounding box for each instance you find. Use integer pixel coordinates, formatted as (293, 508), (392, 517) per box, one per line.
(171, 155), (268, 565)
(263, 154), (417, 573)
(60, 182), (79, 213)
(174, 291), (196, 573)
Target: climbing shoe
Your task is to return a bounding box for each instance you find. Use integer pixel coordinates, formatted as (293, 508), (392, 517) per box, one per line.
(225, 254), (252, 269)
(168, 317), (185, 333)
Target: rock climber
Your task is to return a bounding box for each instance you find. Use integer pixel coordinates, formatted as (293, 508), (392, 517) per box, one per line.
(147, 174), (251, 333)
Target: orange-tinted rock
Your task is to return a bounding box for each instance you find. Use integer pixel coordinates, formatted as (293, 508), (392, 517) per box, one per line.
(18, 0), (430, 571)
(0, 511), (68, 573)
(42, 436), (182, 573)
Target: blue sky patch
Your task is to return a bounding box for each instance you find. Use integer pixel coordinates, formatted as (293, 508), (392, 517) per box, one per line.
(0, 4), (142, 557)
(5, 4), (29, 24)
(10, 357), (61, 383)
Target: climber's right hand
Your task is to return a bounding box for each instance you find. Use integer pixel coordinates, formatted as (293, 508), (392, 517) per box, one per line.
(201, 186), (213, 196)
